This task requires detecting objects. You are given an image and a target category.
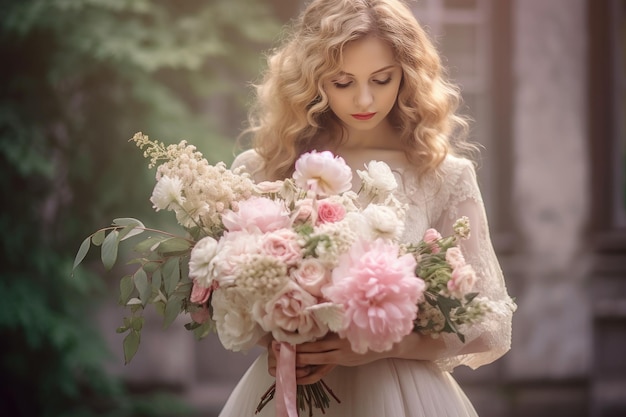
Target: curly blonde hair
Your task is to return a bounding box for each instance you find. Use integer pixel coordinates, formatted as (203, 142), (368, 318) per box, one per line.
(245, 0), (469, 180)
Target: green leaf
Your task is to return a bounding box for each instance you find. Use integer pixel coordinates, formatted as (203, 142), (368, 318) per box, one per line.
(134, 235), (165, 253)
(101, 230), (120, 270)
(162, 257), (180, 296)
(123, 330), (141, 364)
(73, 236), (91, 271)
(156, 237), (192, 256)
(163, 294), (184, 328)
(92, 229), (106, 246)
(119, 275), (134, 305)
(130, 316), (144, 331)
(114, 218), (146, 241)
(152, 268), (162, 293)
(134, 269), (151, 306)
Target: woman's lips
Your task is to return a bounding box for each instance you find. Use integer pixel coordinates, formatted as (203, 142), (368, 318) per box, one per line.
(351, 112), (376, 121)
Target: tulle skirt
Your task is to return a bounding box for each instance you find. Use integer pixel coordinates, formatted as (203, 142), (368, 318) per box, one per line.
(218, 352), (478, 417)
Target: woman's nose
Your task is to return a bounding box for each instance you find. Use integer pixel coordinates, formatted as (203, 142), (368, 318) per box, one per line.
(355, 86), (374, 109)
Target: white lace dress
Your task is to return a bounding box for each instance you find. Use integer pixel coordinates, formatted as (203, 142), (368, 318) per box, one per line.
(218, 148), (516, 417)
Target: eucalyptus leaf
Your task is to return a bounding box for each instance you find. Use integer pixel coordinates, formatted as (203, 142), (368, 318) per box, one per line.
(162, 257), (181, 296)
(113, 217), (146, 228)
(163, 294), (184, 328)
(131, 316), (144, 331)
(156, 237), (192, 255)
(134, 269), (150, 306)
(152, 268), (162, 293)
(134, 236), (166, 253)
(119, 275), (134, 305)
(73, 236), (91, 271)
(92, 229), (106, 246)
(101, 230), (120, 270)
(118, 224), (144, 241)
(123, 330), (141, 364)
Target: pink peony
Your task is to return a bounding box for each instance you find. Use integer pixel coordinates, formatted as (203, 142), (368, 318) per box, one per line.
(293, 151), (352, 196)
(447, 264), (477, 299)
(323, 239), (425, 354)
(253, 281), (328, 345)
(316, 199), (346, 224)
(221, 196), (290, 233)
(292, 258), (330, 297)
(260, 229), (303, 266)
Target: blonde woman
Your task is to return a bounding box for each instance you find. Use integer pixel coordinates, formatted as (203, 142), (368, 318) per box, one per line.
(221, 0), (515, 415)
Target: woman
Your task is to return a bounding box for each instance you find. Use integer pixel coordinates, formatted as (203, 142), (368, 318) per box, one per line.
(220, 0), (516, 415)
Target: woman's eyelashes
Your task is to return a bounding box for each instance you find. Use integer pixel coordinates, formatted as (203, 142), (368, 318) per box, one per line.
(331, 77), (393, 89)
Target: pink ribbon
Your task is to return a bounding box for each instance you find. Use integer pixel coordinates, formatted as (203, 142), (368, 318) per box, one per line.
(274, 342), (298, 417)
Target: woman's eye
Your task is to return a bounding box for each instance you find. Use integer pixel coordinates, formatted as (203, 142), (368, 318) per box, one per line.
(374, 78), (392, 85)
(333, 81), (352, 89)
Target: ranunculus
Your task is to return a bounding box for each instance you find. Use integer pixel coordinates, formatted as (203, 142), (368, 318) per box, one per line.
(292, 258), (330, 297)
(316, 199), (346, 224)
(423, 228), (442, 254)
(150, 175), (185, 211)
(445, 247), (466, 269)
(221, 196), (290, 233)
(253, 281), (328, 344)
(293, 151), (352, 196)
(260, 229), (302, 266)
(189, 236), (219, 285)
(362, 204), (404, 240)
(323, 239), (425, 354)
(212, 287), (267, 352)
(447, 264), (477, 299)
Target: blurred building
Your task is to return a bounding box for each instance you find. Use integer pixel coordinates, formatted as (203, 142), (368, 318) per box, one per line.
(97, 0), (626, 416)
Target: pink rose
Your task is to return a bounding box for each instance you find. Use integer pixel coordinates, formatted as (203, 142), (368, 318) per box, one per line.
(422, 228), (442, 254)
(261, 229), (302, 266)
(294, 197), (315, 223)
(293, 151), (352, 196)
(447, 264), (477, 299)
(292, 258), (330, 297)
(221, 196), (290, 233)
(253, 281), (328, 344)
(323, 239), (425, 354)
(316, 199), (346, 225)
(445, 247), (466, 269)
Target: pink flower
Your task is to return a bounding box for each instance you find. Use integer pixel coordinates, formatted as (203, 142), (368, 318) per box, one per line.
(323, 239), (425, 353)
(445, 247), (466, 269)
(423, 228), (442, 254)
(316, 199), (346, 224)
(293, 151), (352, 196)
(447, 264), (477, 299)
(221, 196), (290, 233)
(261, 229), (302, 266)
(294, 197), (315, 223)
(292, 258), (330, 297)
(190, 278), (212, 304)
(253, 281), (328, 344)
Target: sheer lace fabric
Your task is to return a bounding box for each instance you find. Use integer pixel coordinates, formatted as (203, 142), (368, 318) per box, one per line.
(217, 149), (516, 417)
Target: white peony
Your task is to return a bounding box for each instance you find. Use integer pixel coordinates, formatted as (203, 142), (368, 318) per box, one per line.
(361, 204), (404, 241)
(150, 176), (185, 211)
(293, 151), (352, 196)
(357, 160), (397, 201)
(212, 287), (267, 352)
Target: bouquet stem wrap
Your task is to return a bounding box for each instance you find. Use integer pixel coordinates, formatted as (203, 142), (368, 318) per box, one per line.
(275, 342), (298, 417)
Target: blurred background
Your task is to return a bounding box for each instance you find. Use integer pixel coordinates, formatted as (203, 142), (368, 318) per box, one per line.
(1, 0), (624, 416)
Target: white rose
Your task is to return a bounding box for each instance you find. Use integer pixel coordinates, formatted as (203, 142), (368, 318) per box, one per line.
(358, 160), (397, 193)
(212, 287), (267, 352)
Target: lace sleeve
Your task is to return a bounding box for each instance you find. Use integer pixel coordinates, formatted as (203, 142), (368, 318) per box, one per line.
(432, 159), (517, 372)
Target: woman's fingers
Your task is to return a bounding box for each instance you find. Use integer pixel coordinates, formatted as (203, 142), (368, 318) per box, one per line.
(296, 364), (336, 385)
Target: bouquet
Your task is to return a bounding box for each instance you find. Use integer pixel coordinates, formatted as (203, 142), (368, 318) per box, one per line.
(74, 133), (488, 417)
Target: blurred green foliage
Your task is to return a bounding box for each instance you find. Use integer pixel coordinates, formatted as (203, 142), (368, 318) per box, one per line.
(0, 0), (280, 415)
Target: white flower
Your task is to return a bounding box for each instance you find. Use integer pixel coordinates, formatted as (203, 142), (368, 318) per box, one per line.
(212, 287), (267, 352)
(361, 204), (404, 241)
(293, 151), (352, 196)
(357, 160), (397, 196)
(150, 176), (185, 211)
(188, 236), (219, 285)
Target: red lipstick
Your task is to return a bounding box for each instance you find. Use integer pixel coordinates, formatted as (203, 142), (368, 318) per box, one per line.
(351, 112), (376, 121)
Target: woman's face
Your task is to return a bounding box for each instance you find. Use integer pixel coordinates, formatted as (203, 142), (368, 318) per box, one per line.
(323, 36), (402, 140)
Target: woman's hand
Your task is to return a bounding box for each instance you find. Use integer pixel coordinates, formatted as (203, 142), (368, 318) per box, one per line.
(266, 338), (316, 381)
